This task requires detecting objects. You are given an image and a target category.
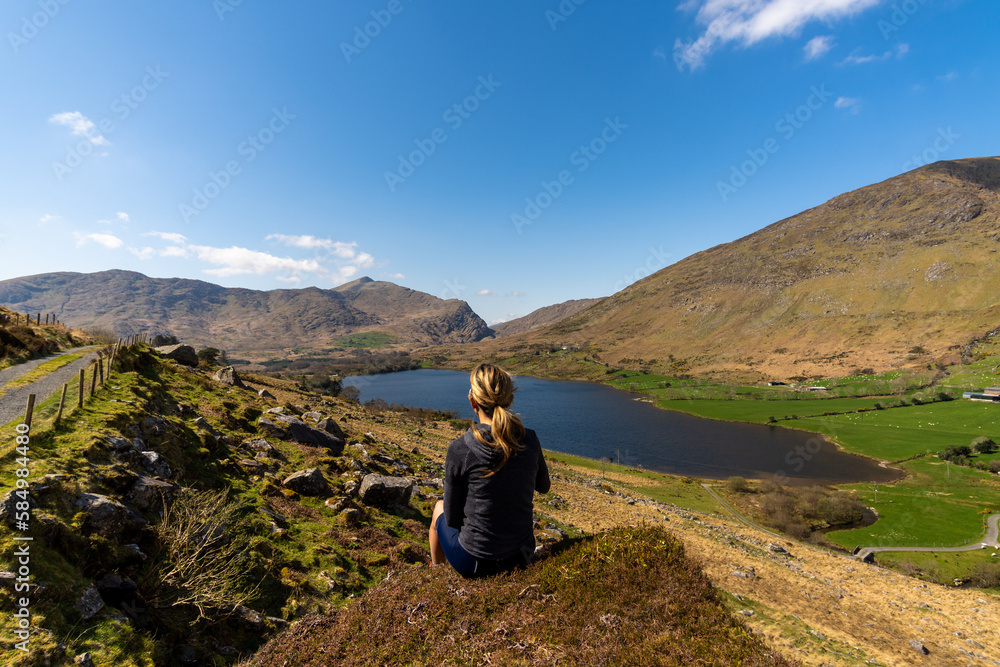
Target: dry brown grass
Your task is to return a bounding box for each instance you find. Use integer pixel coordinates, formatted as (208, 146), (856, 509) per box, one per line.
(249, 525), (797, 667)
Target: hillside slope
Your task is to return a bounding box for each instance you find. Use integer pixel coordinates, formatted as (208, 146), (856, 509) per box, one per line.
(0, 271), (493, 353)
(491, 297), (604, 337)
(475, 158), (1000, 380)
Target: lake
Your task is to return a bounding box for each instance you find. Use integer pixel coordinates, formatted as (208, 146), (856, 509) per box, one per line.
(344, 369), (901, 485)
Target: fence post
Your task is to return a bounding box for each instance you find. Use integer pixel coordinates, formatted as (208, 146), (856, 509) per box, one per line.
(36, 313), (40, 325)
(90, 363), (97, 397)
(78, 369), (85, 408)
(98, 357), (105, 386)
(56, 384), (68, 422)
(24, 394), (36, 430)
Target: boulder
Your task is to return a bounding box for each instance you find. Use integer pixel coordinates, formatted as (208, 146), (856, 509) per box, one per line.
(272, 415), (345, 455)
(139, 451), (172, 478)
(282, 469), (330, 496)
(0, 489), (38, 527)
(358, 474), (413, 508)
(75, 585), (104, 620)
(257, 417), (289, 440)
(213, 366), (246, 388)
(907, 640), (929, 655)
(302, 411), (324, 422)
(316, 418), (347, 439)
(74, 494), (147, 538)
(243, 438), (278, 457)
(126, 476), (177, 511)
(154, 344), (199, 367)
(258, 388), (275, 400)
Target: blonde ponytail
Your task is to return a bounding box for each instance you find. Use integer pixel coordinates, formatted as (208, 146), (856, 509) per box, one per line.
(469, 363), (525, 476)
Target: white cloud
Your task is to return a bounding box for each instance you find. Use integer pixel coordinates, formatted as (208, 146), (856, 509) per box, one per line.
(835, 96), (860, 113)
(508, 291), (526, 297)
(937, 70), (958, 82)
(674, 0), (882, 70)
(117, 212), (130, 222)
(76, 232), (123, 249)
(653, 46), (668, 61)
(385, 272), (406, 280)
(187, 244), (322, 278)
(161, 246), (189, 258)
(477, 289), (497, 297)
(39, 214), (58, 226)
(49, 111), (110, 146)
(841, 42), (909, 65)
(803, 35), (835, 61)
(130, 247), (155, 260)
(266, 233), (377, 284)
(145, 231), (188, 244)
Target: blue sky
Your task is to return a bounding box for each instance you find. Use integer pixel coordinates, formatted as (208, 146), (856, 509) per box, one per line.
(0, 0), (996, 326)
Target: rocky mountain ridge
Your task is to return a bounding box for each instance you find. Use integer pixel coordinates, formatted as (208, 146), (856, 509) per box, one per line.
(0, 271), (493, 353)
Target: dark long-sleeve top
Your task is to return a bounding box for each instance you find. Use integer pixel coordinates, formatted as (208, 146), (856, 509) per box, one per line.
(443, 424), (550, 561)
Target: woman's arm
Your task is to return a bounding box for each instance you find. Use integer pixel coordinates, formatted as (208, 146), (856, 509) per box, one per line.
(535, 447), (551, 494)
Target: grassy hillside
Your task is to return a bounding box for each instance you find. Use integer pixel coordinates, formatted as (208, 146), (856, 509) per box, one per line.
(0, 305), (94, 369)
(458, 158), (1000, 381)
(0, 345), (792, 666)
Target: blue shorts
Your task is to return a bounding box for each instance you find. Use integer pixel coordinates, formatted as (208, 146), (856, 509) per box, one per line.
(435, 514), (529, 578)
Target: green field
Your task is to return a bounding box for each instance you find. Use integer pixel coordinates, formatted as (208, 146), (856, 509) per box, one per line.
(605, 363), (1000, 567)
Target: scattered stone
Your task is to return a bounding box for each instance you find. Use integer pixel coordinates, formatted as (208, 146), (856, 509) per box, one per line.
(907, 640), (929, 655)
(257, 417), (289, 440)
(74, 494), (147, 538)
(75, 585), (104, 620)
(316, 418), (347, 439)
(0, 490), (38, 527)
(234, 605), (266, 631)
(325, 497), (350, 512)
(124, 544), (147, 560)
(272, 415), (345, 454)
(340, 508), (361, 525)
(193, 416), (218, 435)
(344, 480), (359, 496)
(739, 609), (754, 616)
(257, 506), (288, 525)
(74, 653), (95, 667)
(350, 444), (372, 462)
(264, 406), (285, 414)
(282, 468), (331, 496)
(258, 388), (276, 400)
(95, 573), (138, 607)
(968, 639), (985, 649)
(103, 434), (139, 452)
(143, 415), (170, 436)
(358, 474), (413, 508)
(302, 411), (324, 422)
(126, 475), (177, 511)
(213, 366), (246, 388)
(139, 451), (171, 478)
(238, 459), (266, 474)
(243, 438), (278, 456)
(767, 543), (790, 555)
(154, 344), (198, 367)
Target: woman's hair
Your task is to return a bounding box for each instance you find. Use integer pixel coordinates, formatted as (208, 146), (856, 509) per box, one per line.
(469, 363), (525, 475)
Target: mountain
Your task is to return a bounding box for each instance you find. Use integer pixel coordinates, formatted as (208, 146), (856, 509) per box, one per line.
(491, 298), (604, 337)
(481, 158), (1000, 379)
(0, 271), (493, 352)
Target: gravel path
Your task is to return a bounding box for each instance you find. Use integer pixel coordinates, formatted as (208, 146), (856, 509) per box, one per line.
(0, 346), (98, 390)
(0, 347), (101, 426)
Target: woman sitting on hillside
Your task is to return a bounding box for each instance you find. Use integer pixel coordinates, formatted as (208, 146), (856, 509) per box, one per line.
(429, 363), (550, 578)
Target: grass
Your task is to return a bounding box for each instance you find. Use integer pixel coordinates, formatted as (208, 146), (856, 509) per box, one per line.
(543, 451), (723, 515)
(248, 525), (796, 667)
(825, 457), (998, 549)
(874, 549), (1000, 589)
(0, 346), (442, 666)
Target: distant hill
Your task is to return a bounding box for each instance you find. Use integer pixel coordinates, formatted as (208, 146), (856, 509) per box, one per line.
(0, 271), (493, 352)
(491, 298), (604, 337)
(475, 158), (1000, 379)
